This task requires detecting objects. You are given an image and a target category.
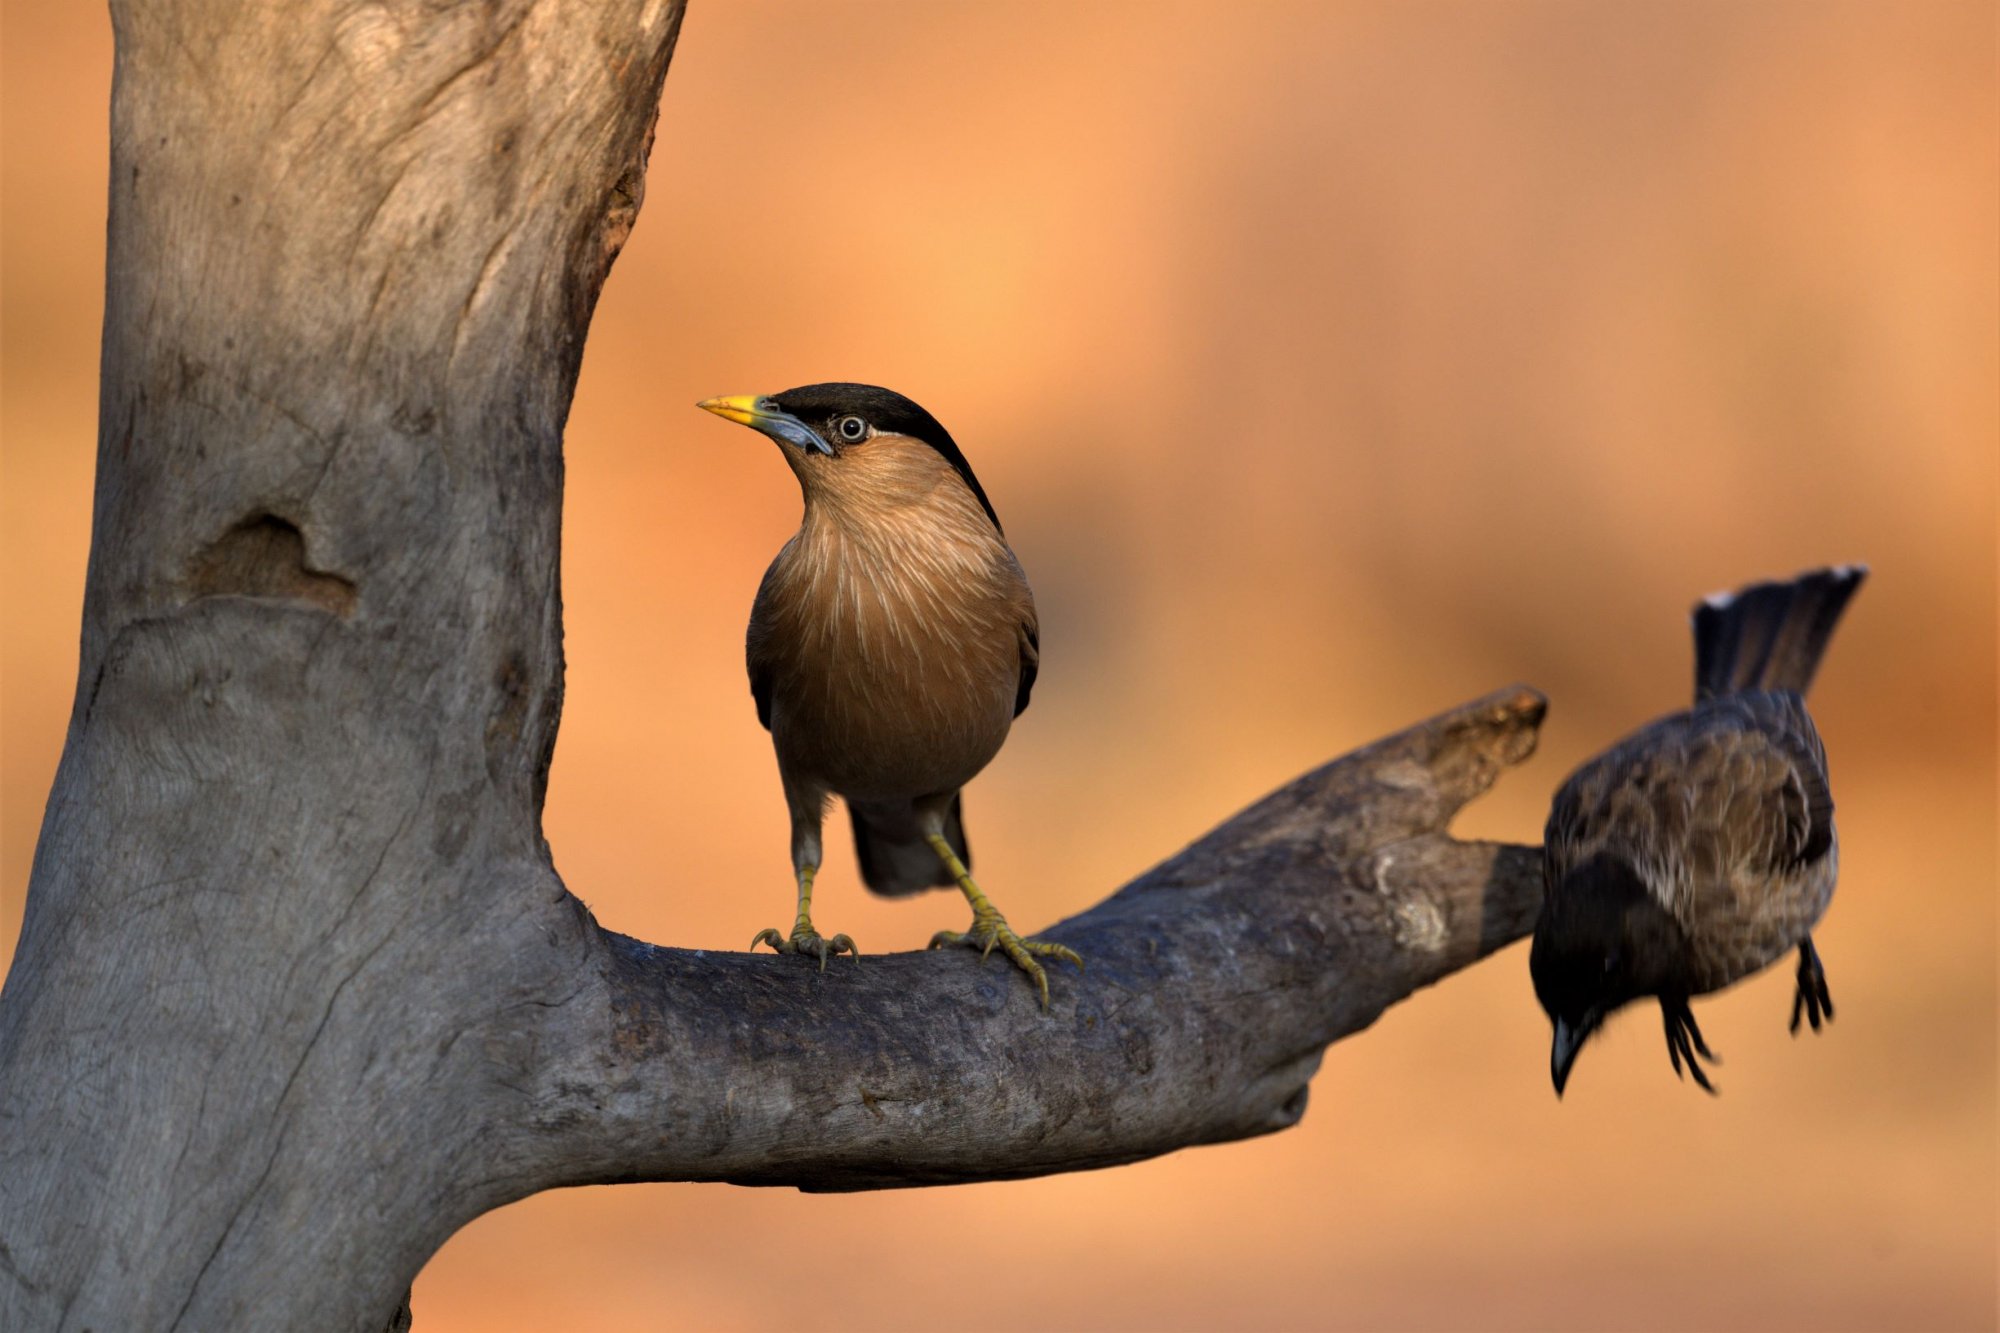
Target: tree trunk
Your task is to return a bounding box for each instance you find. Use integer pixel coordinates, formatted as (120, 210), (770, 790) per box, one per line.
(0, 4), (1545, 1329)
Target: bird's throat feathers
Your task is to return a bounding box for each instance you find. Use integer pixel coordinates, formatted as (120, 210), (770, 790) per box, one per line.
(1532, 854), (1691, 1021)
(788, 435), (1008, 566)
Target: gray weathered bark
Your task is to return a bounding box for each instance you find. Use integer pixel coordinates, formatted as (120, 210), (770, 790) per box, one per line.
(0, 3), (1546, 1330)
(541, 683), (1546, 1194)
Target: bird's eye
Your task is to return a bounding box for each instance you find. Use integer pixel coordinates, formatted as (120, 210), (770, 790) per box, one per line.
(836, 416), (867, 442)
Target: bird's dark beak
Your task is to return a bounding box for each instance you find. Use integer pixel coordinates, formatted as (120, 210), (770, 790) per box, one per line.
(1550, 1013), (1595, 1097)
(696, 395), (835, 456)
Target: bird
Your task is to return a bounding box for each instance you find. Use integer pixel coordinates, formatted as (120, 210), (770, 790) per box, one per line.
(696, 383), (1082, 1006)
(1530, 564), (1867, 1095)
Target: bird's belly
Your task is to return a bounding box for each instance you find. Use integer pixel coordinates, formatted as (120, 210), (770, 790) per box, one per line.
(767, 633), (1017, 802)
(1684, 845), (1839, 994)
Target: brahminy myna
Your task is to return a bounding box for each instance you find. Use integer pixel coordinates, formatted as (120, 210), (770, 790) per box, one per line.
(697, 383), (1082, 1006)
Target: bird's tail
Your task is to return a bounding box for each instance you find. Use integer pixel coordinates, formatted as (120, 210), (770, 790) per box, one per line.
(1692, 565), (1867, 701)
(849, 795), (966, 897)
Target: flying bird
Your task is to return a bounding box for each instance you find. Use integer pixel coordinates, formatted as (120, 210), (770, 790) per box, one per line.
(1531, 565), (1866, 1094)
(697, 383), (1081, 1005)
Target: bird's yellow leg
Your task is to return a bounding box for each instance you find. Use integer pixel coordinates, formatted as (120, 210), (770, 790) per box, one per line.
(923, 833), (1082, 1008)
(751, 863), (859, 970)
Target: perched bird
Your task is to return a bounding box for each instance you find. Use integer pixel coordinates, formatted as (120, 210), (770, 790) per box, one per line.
(696, 383), (1081, 1005)
(1531, 565), (1866, 1094)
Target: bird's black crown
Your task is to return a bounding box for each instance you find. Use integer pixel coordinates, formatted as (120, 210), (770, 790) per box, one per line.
(1530, 854), (1688, 1024)
(771, 382), (1002, 532)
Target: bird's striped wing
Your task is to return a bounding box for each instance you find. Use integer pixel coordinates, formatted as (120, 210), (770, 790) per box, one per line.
(1546, 692), (1833, 922)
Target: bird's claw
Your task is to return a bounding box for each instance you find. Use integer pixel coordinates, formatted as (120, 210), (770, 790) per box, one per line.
(751, 924), (860, 971)
(928, 912), (1083, 1009)
(1662, 1000), (1721, 1094)
(1789, 937), (1834, 1034)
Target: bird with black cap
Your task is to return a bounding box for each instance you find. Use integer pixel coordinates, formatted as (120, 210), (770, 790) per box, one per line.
(698, 383), (1081, 1007)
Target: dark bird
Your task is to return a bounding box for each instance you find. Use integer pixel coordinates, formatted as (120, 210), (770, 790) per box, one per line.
(697, 383), (1081, 1005)
(1531, 565), (1867, 1094)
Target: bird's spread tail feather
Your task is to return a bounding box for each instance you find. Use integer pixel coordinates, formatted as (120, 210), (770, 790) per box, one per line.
(849, 795), (965, 896)
(1691, 565), (1867, 701)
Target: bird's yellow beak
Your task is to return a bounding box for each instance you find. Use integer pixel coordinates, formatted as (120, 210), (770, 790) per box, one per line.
(696, 395), (762, 427)
(695, 394), (835, 455)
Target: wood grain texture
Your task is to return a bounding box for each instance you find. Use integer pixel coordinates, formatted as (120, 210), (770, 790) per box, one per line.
(0, 4), (1545, 1329)
(0, 2), (684, 1329)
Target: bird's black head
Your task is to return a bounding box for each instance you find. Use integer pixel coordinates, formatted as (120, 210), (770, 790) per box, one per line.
(697, 382), (1001, 531)
(1529, 854), (1689, 1096)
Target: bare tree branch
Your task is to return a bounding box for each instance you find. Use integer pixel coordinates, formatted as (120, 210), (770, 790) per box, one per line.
(527, 685), (1546, 1193)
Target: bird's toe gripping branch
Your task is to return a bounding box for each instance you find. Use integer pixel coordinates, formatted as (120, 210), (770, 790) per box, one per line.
(923, 833), (1083, 1009)
(750, 924), (859, 970)
(751, 865), (859, 970)
(928, 914), (1084, 1009)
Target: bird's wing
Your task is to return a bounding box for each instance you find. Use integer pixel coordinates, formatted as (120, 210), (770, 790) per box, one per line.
(749, 660), (774, 732)
(745, 559), (784, 732)
(1003, 547), (1039, 719)
(1546, 693), (1833, 921)
(1013, 616), (1039, 717)
(1731, 690), (1834, 868)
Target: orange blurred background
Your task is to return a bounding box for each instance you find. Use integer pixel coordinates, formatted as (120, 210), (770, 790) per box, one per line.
(4, 2), (1994, 1329)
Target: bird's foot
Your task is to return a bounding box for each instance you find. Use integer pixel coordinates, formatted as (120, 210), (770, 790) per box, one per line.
(1662, 1000), (1721, 1094)
(1790, 936), (1834, 1034)
(751, 920), (859, 971)
(928, 910), (1083, 1009)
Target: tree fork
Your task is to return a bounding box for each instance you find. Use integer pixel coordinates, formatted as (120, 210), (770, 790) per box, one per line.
(0, 4), (1545, 1330)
